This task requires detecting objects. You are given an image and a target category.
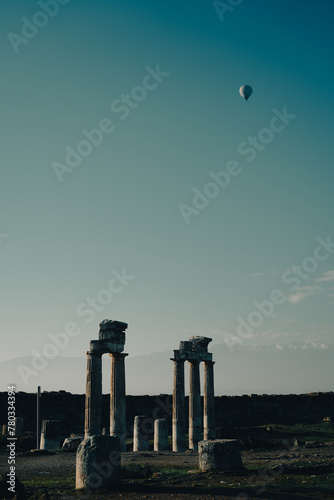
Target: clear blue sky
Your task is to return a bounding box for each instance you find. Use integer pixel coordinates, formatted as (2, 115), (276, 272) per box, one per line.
(1, 0), (334, 376)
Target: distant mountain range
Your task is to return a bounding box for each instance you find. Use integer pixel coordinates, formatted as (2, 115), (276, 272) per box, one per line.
(1, 341), (333, 396)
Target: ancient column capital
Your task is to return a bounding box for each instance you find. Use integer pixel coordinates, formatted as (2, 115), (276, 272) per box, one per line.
(85, 350), (102, 358)
(109, 352), (128, 359)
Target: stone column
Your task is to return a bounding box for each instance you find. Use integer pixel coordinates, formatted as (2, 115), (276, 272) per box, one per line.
(84, 351), (102, 438)
(154, 419), (169, 451)
(171, 358), (186, 452)
(189, 360), (202, 451)
(40, 420), (61, 450)
(110, 352), (128, 452)
(133, 415), (149, 451)
(203, 360), (216, 440)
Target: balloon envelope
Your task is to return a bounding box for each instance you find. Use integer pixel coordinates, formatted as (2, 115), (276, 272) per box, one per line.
(239, 85), (253, 101)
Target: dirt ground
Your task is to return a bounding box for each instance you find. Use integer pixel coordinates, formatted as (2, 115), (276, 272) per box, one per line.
(1, 442), (334, 500)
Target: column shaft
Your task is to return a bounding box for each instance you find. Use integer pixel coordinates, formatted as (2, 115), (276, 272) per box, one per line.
(189, 360), (202, 450)
(110, 353), (128, 451)
(172, 359), (186, 452)
(84, 351), (102, 437)
(203, 361), (216, 440)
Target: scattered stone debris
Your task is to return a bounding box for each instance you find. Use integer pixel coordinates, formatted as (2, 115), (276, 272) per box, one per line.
(61, 436), (83, 451)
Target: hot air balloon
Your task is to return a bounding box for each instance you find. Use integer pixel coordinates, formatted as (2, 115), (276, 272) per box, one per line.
(239, 85), (253, 101)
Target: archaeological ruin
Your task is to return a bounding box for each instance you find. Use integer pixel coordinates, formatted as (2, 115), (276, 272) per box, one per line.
(84, 322), (217, 456)
(171, 336), (216, 452)
(84, 319), (128, 451)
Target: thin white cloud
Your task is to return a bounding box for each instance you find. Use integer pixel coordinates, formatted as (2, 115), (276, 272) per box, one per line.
(287, 285), (321, 304)
(316, 270), (334, 283)
(249, 272), (263, 277)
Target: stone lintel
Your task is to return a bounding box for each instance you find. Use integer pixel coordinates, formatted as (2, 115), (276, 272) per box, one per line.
(89, 340), (125, 354)
(178, 336), (213, 355)
(173, 350), (212, 362)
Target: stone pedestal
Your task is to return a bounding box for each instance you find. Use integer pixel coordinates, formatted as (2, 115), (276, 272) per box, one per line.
(172, 359), (186, 452)
(13, 417), (24, 437)
(40, 420), (61, 450)
(85, 351), (102, 437)
(110, 353), (128, 452)
(198, 439), (242, 471)
(203, 361), (216, 440)
(76, 435), (121, 490)
(133, 415), (149, 451)
(189, 360), (202, 451)
(154, 419), (169, 451)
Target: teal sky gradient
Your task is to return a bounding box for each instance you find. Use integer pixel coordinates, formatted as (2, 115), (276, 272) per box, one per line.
(1, 1), (334, 387)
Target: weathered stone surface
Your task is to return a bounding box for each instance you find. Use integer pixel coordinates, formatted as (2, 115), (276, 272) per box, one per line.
(198, 439), (242, 471)
(189, 360), (202, 451)
(171, 359), (186, 452)
(14, 417), (24, 437)
(203, 361), (216, 440)
(85, 351), (102, 438)
(189, 336), (212, 353)
(110, 353), (128, 452)
(154, 419), (169, 451)
(133, 415), (149, 451)
(179, 341), (193, 351)
(62, 436), (83, 451)
(173, 349), (212, 361)
(179, 337), (212, 354)
(189, 336), (212, 344)
(40, 420), (61, 450)
(76, 436), (121, 490)
(99, 319), (128, 331)
(99, 320), (127, 343)
(90, 339), (124, 354)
